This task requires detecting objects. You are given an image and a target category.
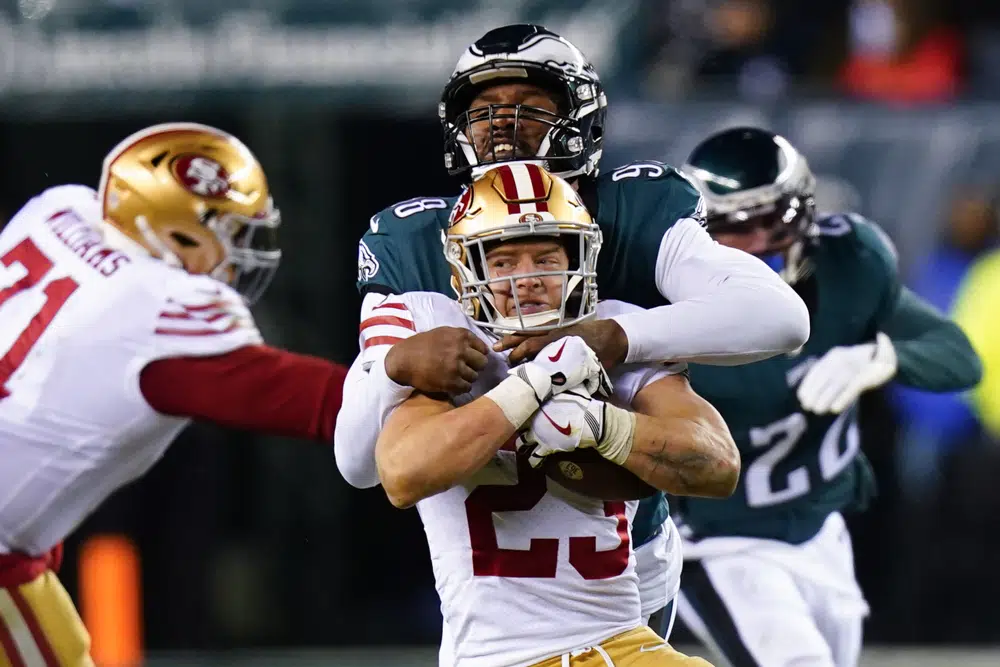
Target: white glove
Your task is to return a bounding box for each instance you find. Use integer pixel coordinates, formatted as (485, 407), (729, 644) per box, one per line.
(520, 390), (605, 468)
(797, 332), (898, 414)
(509, 336), (612, 404)
(520, 389), (637, 468)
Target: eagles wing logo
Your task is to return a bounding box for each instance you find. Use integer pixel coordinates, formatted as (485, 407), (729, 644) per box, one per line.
(357, 240), (380, 282)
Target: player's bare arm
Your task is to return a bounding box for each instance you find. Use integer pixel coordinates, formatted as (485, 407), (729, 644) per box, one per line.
(375, 391), (522, 509)
(377, 332), (608, 508)
(626, 374), (739, 498)
(523, 371), (737, 499)
(384, 326), (489, 396)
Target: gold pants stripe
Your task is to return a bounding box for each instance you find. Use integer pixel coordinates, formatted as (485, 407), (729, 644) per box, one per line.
(0, 571), (93, 667)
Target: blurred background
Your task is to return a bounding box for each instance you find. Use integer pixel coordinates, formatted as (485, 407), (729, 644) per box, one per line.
(1, 0), (999, 665)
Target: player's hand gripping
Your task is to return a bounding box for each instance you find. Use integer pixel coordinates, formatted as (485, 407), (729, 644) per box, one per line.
(518, 387), (637, 468)
(519, 390), (604, 467)
(509, 336), (612, 404)
(495, 318), (630, 369)
(797, 332), (898, 414)
(384, 326), (489, 396)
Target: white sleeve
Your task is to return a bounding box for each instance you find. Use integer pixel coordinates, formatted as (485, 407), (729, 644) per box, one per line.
(334, 291), (464, 488)
(597, 300), (687, 405)
(148, 274), (262, 360)
(611, 217), (810, 365)
(334, 353), (412, 488)
(610, 363), (685, 407)
(358, 291), (417, 371)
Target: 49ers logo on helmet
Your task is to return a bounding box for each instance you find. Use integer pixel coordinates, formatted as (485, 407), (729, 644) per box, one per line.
(449, 187), (473, 225)
(172, 154), (230, 198)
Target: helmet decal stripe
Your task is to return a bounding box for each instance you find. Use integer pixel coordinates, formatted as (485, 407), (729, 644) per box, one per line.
(497, 165), (521, 214)
(525, 163), (549, 212)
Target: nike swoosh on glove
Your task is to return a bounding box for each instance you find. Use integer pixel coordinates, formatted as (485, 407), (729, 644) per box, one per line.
(510, 335), (612, 405)
(797, 332), (898, 414)
(520, 390), (605, 468)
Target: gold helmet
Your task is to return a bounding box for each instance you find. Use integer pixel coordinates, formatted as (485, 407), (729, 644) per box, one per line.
(445, 162), (601, 333)
(98, 122), (281, 304)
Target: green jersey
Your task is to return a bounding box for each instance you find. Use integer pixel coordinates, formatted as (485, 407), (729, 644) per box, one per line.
(356, 161), (701, 305)
(355, 161), (700, 547)
(676, 213), (899, 545)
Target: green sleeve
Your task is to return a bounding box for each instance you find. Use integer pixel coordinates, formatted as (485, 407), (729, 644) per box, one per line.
(596, 163), (704, 304)
(851, 217), (981, 390)
(852, 216), (903, 328)
(882, 286), (983, 391)
(355, 197), (456, 297)
(356, 230), (406, 296)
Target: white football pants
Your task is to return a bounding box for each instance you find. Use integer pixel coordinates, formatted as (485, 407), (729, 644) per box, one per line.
(676, 512), (868, 667)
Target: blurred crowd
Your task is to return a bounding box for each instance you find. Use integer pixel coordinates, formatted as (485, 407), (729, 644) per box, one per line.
(636, 0), (1000, 103)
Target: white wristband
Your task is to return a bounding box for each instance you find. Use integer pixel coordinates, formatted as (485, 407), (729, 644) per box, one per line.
(484, 376), (539, 429)
(596, 403), (636, 465)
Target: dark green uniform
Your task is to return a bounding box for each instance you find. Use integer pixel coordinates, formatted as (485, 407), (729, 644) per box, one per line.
(677, 211), (979, 544)
(356, 161), (700, 308)
(355, 161), (699, 546)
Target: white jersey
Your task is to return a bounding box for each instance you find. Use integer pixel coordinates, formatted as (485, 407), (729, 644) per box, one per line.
(366, 291), (679, 667)
(0, 185), (261, 556)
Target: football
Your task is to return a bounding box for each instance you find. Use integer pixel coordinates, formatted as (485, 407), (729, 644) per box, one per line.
(539, 448), (656, 501)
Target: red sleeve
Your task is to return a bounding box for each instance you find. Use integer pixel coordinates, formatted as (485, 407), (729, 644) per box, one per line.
(139, 345), (347, 443)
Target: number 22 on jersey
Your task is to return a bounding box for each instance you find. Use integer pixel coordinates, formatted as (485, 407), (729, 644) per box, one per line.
(465, 451), (631, 580)
(744, 409), (860, 508)
(0, 238), (79, 398)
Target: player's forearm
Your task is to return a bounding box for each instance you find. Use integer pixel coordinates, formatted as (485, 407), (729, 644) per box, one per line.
(882, 287), (982, 391)
(614, 280), (809, 365)
(615, 240), (809, 365)
(623, 411), (739, 498)
(376, 393), (523, 509)
(140, 345), (346, 442)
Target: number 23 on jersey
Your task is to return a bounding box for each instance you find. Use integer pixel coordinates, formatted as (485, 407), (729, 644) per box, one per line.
(465, 450), (631, 580)
(0, 238), (79, 398)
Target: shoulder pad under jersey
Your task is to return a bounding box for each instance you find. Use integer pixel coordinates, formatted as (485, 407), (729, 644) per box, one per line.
(813, 211), (898, 274)
(357, 195), (458, 297)
(587, 161), (705, 306)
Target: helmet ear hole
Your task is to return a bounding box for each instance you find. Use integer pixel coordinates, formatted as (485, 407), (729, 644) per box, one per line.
(171, 231), (199, 248)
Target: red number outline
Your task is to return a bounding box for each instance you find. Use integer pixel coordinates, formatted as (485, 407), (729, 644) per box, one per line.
(0, 238), (80, 398)
(465, 444), (630, 580)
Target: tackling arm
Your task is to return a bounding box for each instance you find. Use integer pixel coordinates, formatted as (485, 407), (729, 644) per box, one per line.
(333, 354), (411, 488)
(613, 217), (810, 365)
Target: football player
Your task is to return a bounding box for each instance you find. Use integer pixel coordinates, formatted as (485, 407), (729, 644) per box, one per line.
(354, 165), (733, 667)
(0, 123), (349, 666)
(337, 24), (808, 638)
(671, 127), (983, 667)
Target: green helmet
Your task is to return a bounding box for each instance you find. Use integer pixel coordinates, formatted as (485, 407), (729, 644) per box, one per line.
(681, 127), (817, 283)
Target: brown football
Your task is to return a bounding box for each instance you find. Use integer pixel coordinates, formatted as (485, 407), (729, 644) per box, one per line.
(540, 448), (656, 501)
